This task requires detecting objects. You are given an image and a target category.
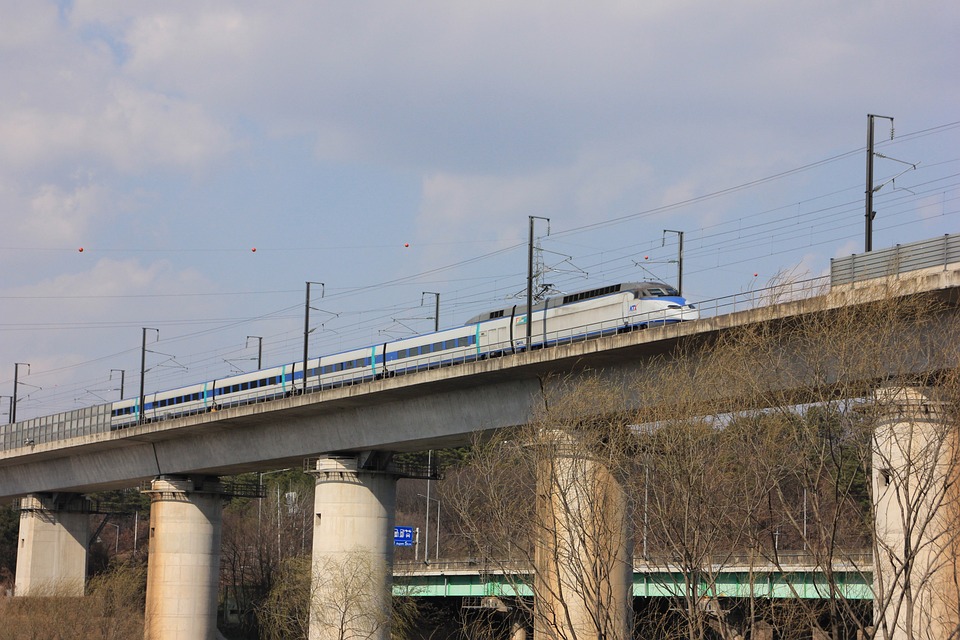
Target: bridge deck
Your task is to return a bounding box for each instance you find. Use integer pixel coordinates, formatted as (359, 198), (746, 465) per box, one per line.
(2, 255), (960, 500)
(393, 554), (874, 600)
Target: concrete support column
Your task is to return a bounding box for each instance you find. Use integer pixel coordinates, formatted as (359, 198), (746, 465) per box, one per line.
(510, 620), (528, 640)
(307, 455), (398, 640)
(873, 387), (959, 640)
(143, 476), (223, 640)
(533, 431), (633, 640)
(14, 493), (89, 597)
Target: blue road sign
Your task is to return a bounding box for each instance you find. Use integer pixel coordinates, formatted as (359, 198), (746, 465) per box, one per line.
(394, 526), (414, 547)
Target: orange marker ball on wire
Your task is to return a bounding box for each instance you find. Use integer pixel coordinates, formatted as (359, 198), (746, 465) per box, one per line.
(404, 243), (410, 248)
(251, 247), (256, 252)
(78, 247), (84, 252)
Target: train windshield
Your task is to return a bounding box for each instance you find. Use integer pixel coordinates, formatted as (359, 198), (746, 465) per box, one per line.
(641, 285), (680, 297)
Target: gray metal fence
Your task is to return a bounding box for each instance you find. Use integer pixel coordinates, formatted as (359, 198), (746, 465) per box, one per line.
(831, 234), (960, 286)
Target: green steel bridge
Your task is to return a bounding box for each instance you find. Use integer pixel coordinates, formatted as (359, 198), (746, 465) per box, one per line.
(393, 551), (874, 601)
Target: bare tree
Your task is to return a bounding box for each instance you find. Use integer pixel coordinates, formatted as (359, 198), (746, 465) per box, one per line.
(0, 562), (145, 640)
(258, 555), (313, 640)
(451, 376), (637, 640)
(451, 278), (960, 639)
(258, 549), (426, 640)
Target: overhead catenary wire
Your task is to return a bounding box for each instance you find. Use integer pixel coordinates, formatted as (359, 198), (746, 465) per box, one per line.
(3, 122), (959, 416)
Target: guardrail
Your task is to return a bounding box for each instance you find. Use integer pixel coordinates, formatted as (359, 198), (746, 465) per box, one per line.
(832, 234), (960, 285)
(394, 550), (873, 575)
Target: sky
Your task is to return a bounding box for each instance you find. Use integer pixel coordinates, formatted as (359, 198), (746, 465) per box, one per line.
(1, 1), (958, 422)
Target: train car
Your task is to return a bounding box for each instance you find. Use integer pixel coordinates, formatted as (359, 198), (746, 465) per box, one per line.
(213, 363), (293, 409)
(111, 397), (138, 429)
(382, 327), (480, 376)
(468, 281), (697, 351)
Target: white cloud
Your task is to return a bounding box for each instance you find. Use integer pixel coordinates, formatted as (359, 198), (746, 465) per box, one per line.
(4, 257), (214, 320)
(0, 257), (221, 405)
(20, 181), (111, 245)
(417, 154), (656, 256)
(833, 240), (860, 260)
(0, 4), (236, 177)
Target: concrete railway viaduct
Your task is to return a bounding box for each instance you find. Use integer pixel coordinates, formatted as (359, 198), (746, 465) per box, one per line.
(3, 235), (960, 639)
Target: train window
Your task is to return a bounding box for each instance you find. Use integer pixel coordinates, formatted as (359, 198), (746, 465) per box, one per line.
(444, 340), (455, 349)
(561, 284), (622, 305)
(489, 310), (505, 319)
(643, 286), (678, 297)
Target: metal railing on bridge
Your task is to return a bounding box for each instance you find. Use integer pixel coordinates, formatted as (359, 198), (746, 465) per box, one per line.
(393, 551), (874, 600)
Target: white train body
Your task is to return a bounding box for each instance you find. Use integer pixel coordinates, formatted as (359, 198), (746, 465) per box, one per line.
(468, 281), (696, 352)
(0, 282), (696, 445)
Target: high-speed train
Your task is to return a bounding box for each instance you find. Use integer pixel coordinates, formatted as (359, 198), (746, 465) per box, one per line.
(104, 281), (696, 429)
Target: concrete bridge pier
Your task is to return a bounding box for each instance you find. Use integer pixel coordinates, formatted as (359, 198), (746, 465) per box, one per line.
(14, 493), (90, 597)
(534, 431), (633, 640)
(873, 387), (960, 640)
(306, 454), (398, 640)
(142, 475), (224, 640)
